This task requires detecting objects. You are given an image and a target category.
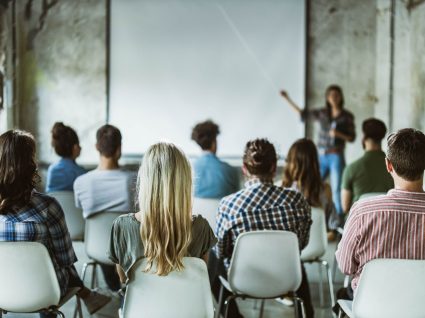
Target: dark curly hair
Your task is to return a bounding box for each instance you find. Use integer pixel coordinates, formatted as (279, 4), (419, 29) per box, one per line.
(243, 138), (277, 178)
(191, 120), (220, 150)
(96, 124), (122, 158)
(0, 130), (39, 214)
(51, 122), (79, 157)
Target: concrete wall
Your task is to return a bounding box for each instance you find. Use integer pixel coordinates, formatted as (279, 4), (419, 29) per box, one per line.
(3, 0), (425, 166)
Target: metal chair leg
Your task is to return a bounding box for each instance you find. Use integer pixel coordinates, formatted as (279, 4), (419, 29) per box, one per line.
(293, 296), (306, 318)
(73, 295), (83, 318)
(318, 262), (324, 307)
(223, 295), (239, 318)
(258, 299), (265, 318)
(215, 284), (225, 318)
(91, 263), (98, 289)
(323, 260), (335, 307)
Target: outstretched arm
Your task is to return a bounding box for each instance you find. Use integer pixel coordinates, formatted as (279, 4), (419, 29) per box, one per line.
(280, 90), (302, 114)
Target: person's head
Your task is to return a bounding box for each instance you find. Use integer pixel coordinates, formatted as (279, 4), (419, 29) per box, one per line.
(325, 85), (344, 110)
(191, 120), (219, 153)
(282, 138), (322, 206)
(51, 122), (81, 159)
(138, 142), (192, 276)
(386, 128), (425, 182)
(96, 124), (122, 160)
(0, 130), (39, 214)
(243, 138), (277, 180)
(362, 118), (387, 149)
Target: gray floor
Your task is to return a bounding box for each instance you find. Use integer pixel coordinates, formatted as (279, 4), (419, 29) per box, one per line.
(5, 241), (345, 318)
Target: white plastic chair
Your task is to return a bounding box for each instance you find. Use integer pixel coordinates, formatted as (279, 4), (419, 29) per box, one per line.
(216, 231), (305, 318)
(123, 257), (214, 318)
(301, 207), (335, 307)
(0, 242), (82, 318)
(81, 211), (127, 288)
(338, 259), (425, 318)
(192, 198), (221, 230)
(49, 191), (85, 241)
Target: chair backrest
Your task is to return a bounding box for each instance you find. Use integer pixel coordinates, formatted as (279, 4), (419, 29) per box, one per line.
(85, 211), (127, 265)
(0, 242), (61, 312)
(192, 198), (221, 230)
(300, 207), (327, 261)
(123, 257), (214, 318)
(49, 191), (85, 241)
(358, 192), (386, 200)
(353, 259), (425, 318)
(228, 231), (302, 298)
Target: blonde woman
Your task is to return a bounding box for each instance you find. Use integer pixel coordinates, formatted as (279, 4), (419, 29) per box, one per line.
(109, 142), (217, 283)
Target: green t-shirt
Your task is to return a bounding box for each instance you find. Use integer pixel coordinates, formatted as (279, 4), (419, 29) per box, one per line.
(342, 150), (394, 203)
(108, 213), (217, 277)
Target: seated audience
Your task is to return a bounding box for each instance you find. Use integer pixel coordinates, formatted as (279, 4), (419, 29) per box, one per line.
(109, 142), (216, 284)
(212, 138), (314, 318)
(0, 130), (110, 317)
(336, 128), (425, 302)
(46, 122), (86, 193)
(191, 120), (239, 198)
(74, 124), (136, 292)
(282, 138), (338, 232)
(341, 118), (393, 212)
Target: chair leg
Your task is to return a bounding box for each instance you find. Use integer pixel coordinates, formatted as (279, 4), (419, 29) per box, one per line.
(73, 295), (83, 318)
(293, 296), (306, 318)
(215, 284), (225, 318)
(258, 299), (265, 318)
(91, 263), (97, 289)
(323, 260), (335, 307)
(224, 295), (239, 318)
(318, 262), (324, 307)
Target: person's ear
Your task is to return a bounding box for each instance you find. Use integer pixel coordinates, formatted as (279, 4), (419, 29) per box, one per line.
(115, 145), (122, 159)
(270, 163), (277, 175)
(385, 157), (393, 174)
(242, 164), (249, 177)
(95, 143), (100, 152)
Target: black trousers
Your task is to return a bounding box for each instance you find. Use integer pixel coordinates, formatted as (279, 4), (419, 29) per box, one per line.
(209, 251), (314, 318)
(99, 263), (121, 291)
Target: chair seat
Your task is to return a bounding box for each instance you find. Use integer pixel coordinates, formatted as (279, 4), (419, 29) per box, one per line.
(338, 299), (353, 317)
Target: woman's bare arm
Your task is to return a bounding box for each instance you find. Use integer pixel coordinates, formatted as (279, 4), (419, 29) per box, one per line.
(280, 90), (302, 114)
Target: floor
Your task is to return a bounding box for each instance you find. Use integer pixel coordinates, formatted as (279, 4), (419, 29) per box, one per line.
(5, 241), (345, 318)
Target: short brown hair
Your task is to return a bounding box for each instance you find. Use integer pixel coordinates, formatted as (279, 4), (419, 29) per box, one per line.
(0, 130), (39, 214)
(243, 139), (277, 178)
(191, 120), (219, 150)
(362, 118), (387, 143)
(387, 128), (425, 181)
(96, 124), (122, 157)
(51, 122), (79, 157)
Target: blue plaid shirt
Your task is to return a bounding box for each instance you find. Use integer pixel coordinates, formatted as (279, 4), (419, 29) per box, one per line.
(0, 191), (78, 296)
(215, 178), (312, 268)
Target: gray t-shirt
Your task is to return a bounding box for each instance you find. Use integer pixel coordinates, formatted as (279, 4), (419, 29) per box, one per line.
(108, 213), (217, 277)
(73, 169), (137, 218)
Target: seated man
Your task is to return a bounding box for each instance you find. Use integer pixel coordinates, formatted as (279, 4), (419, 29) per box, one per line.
(336, 128), (425, 301)
(212, 138), (314, 318)
(0, 130), (110, 318)
(191, 120), (239, 198)
(341, 118), (393, 212)
(74, 124), (136, 292)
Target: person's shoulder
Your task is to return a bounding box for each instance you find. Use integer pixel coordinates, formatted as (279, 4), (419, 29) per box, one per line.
(192, 214), (211, 230)
(350, 194), (389, 215)
(342, 108), (355, 119)
(112, 213), (138, 230)
(32, 191), (63, 214)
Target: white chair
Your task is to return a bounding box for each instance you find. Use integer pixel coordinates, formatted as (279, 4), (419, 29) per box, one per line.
(358, 192), (386, 200)
(81, 211), (127, 288)
(0, 242), (82, 318)
(216, 231), (305, 318)
(301, 207), (335, 307)
(49, 191), (85, 241)
(338, 259), (425, 318)
(192, 198), (221, 230)
(123, 257), (214, 318)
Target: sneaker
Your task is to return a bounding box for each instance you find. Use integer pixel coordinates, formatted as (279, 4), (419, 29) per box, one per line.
(82, 290), (112, 314)
(276, 297), (294, 307)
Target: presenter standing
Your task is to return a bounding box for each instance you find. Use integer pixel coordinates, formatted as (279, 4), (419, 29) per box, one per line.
(280, 85), (356, 223)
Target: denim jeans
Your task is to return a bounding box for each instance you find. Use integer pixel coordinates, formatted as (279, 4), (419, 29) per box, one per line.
(319, 153), (345, 215)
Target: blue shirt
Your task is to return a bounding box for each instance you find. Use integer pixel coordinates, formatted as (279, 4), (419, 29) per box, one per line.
(46, 158), (86, 193)
(193, 152), (240, 199)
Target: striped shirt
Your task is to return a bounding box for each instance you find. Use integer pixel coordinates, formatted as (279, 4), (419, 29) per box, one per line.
(0, 191), (78, 296)
(336, 189), (425, 290)
(214, 178), (312, 268)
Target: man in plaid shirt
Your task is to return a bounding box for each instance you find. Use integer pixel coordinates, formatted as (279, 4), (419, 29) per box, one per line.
(211, 138), (313, 318)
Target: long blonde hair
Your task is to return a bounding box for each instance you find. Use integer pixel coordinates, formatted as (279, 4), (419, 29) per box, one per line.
(138, 142), (193, 275)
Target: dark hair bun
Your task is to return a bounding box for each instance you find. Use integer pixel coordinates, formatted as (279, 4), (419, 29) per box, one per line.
(51, 122), (79, 157)
(243, 139), (277, 177)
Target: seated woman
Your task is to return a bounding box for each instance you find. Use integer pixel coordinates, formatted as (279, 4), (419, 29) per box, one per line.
(109, 142), (216, 284)
(0, 130), (110, 317)
(282, 138), (339, 233)
(46, 122), (86, 193)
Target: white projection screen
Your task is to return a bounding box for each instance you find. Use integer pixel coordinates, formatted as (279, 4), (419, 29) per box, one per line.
(109, 0), (306, 160)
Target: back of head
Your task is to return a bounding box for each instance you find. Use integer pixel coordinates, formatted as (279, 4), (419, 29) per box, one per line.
(387, 128), (425, 181)
(51, 122), (79, 157)
(0, 130), (38, 214)
(243, 138), (277, 180)
(96, 124), (122, 158)
(282, 138), (321, 205)
(138, 142), (192, 276)
(191, 120), (219, 151)
(362, 118), (387, 143)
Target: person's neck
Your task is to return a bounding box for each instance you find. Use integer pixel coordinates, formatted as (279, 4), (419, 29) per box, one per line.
(98, 156), (119, 170)
(330, 105), (342, 118)
(204, 148), (216, 155)
(364, 141), (381, 152)
(394, 176), (424, 193)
